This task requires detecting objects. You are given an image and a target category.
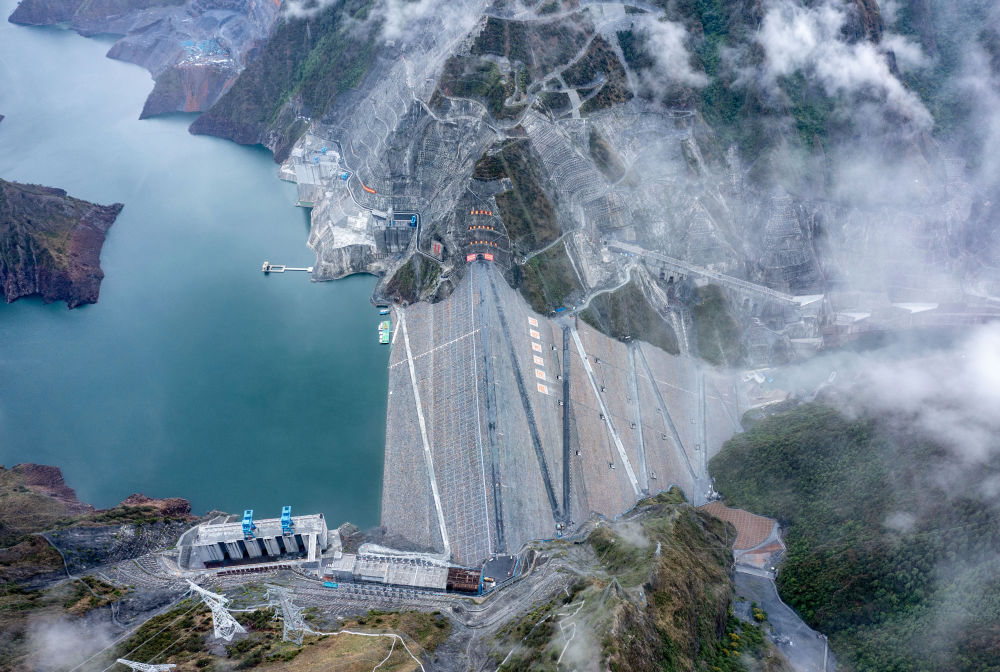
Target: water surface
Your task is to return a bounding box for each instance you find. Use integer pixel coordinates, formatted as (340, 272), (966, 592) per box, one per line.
(0, 2), (387, 526)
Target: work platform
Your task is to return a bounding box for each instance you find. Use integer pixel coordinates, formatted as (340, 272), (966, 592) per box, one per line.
(262, 261), (313, 273)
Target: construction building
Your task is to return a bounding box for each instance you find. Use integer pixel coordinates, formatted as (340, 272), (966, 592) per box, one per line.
(181, 508), (329, 568)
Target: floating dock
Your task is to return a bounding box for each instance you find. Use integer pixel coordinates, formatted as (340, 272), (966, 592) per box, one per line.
(262, 261), (313, 274)
(378, 320), (392, 331)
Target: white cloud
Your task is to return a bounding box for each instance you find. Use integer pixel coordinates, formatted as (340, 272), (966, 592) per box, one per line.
(881, 33), (931, 72)
(380, 0), (481, 43)
(852, 323), (1000, 468)
(636, 16), (708, 89)
(27, 616), (115, 672)
(757, 0), (932, 128)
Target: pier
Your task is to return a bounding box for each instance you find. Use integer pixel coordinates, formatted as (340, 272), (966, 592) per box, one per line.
(262, 261), (313, 274)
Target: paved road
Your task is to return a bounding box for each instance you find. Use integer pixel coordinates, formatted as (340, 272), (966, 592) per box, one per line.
(734, 570), (835, 672)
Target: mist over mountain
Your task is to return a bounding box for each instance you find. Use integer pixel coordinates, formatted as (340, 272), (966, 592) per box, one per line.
(5, 0), (1000, 670)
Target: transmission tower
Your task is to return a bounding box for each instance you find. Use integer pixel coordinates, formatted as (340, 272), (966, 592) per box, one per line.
(115, 660), (176, 672)
(185, 580), (247, 641)
(266, 586), (309, 645)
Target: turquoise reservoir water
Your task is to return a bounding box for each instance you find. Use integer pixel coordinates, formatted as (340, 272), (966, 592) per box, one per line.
(0, 0), (387, 526)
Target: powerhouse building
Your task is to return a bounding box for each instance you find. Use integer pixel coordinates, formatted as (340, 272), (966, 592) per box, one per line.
(184, 509), (329, 567)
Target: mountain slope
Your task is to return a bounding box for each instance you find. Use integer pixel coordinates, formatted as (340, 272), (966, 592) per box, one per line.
(0, 179), (122, 307)
(710, 404), (1000, 671)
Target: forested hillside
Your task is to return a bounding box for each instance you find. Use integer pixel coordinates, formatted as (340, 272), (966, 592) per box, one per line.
(710, 404), (1000, 672)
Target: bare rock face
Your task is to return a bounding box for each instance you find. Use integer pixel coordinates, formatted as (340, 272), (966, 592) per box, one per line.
(120, 493), (192, 517)
(0, 179), (123, 308)
(8, 0), (280, 117)
(12, 463), (95, 515)
(845, 0), (884, 43)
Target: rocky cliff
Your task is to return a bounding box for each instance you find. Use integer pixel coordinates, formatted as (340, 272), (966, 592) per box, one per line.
(0, 462), (195, 581)
(8, 0), (279, 117)
(0, 179), (123, 308)
(188, 0), (379, 161)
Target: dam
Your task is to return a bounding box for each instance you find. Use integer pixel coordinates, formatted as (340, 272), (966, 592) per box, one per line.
(381, 261), (743, 566)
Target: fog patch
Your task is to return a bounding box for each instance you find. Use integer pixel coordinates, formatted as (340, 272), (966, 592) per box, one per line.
(881, 33), (931, 72)
(380, 0), (481, 43)
(554, 616), (601, 672)
(632, 15), (708, 90)
(756, 0), (931, 128)
(883, 511), (916, 534)
(281, 0), (333, 19)
(850, 323), (1000, 471)
(613, 520), (650, 549)
(27, 616), (115, 672)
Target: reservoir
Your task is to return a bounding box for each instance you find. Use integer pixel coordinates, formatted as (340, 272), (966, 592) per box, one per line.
(0, 0), (388, 526)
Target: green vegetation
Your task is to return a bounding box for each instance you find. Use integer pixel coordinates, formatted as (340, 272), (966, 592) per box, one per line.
(107, 605), (450, 671)
(537, 90), (570, 114)
(385, 256), (442, 304)
(580, 281), (680, 354)
(0, 180), (115, 276)
(892, 2), (993, 140)
(495, 489), (786, 671)
(191, 0), (378, 160)
(437, 56), (518, 118)
(691, 285), (742, 366)
(587, 129), (626, 181)
(0, 576), (131, 670)
(580, 82), (633, 114)
(516, 245), (580, 313)
(475, 139), (560, 254)
(473, 16), (533, 67)
(62, 575), (125, 613)
(562, 36), (626, 87)
(616, 29), (655, 73)
(472, 14), (592, 78)
(561, 36), (632, 114)
(711, 404), (1000, 671)
(109, 603), (275, 669)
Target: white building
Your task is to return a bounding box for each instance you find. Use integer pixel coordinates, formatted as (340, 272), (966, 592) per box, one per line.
(183, 512), (329, 567)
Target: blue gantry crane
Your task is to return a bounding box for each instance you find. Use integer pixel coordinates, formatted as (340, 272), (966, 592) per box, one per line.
(281, 505), (295, 536)
(242, 510), (256, 540)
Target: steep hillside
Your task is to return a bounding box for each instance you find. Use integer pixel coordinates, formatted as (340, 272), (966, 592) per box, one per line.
(491, 489), (791, 672)
(0, 464), (197, 671)
(0, 179), (122, 307)
(189, 0), (380, 161)
(9, 0), (279, 116)
(710, 404), (1000, 671)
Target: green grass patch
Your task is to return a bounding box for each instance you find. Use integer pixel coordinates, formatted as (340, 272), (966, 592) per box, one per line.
(580, 281), (679, 354)
(478, 139), (560, 254)
(691, 284), (742, 366)
(516, 245), (579, 313)
(588, 129), (625, 181)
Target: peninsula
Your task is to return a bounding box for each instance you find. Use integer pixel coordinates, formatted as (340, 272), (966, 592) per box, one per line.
(0, 178), (123, 307)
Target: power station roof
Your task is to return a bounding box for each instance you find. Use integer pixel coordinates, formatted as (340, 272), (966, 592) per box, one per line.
(353, 555), (448, 590)
(187, 513), (327, 546)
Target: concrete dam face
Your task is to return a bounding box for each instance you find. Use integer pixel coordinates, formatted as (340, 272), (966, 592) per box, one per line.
(382, 262), (742, 566)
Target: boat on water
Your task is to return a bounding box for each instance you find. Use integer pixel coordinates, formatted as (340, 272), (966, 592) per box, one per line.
(379, 308), (390, 315)
(379, 331), (390, 344)
(378, 320), (391, 331)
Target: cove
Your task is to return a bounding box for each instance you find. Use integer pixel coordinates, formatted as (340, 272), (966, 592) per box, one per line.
(0, 0), (388, 526)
